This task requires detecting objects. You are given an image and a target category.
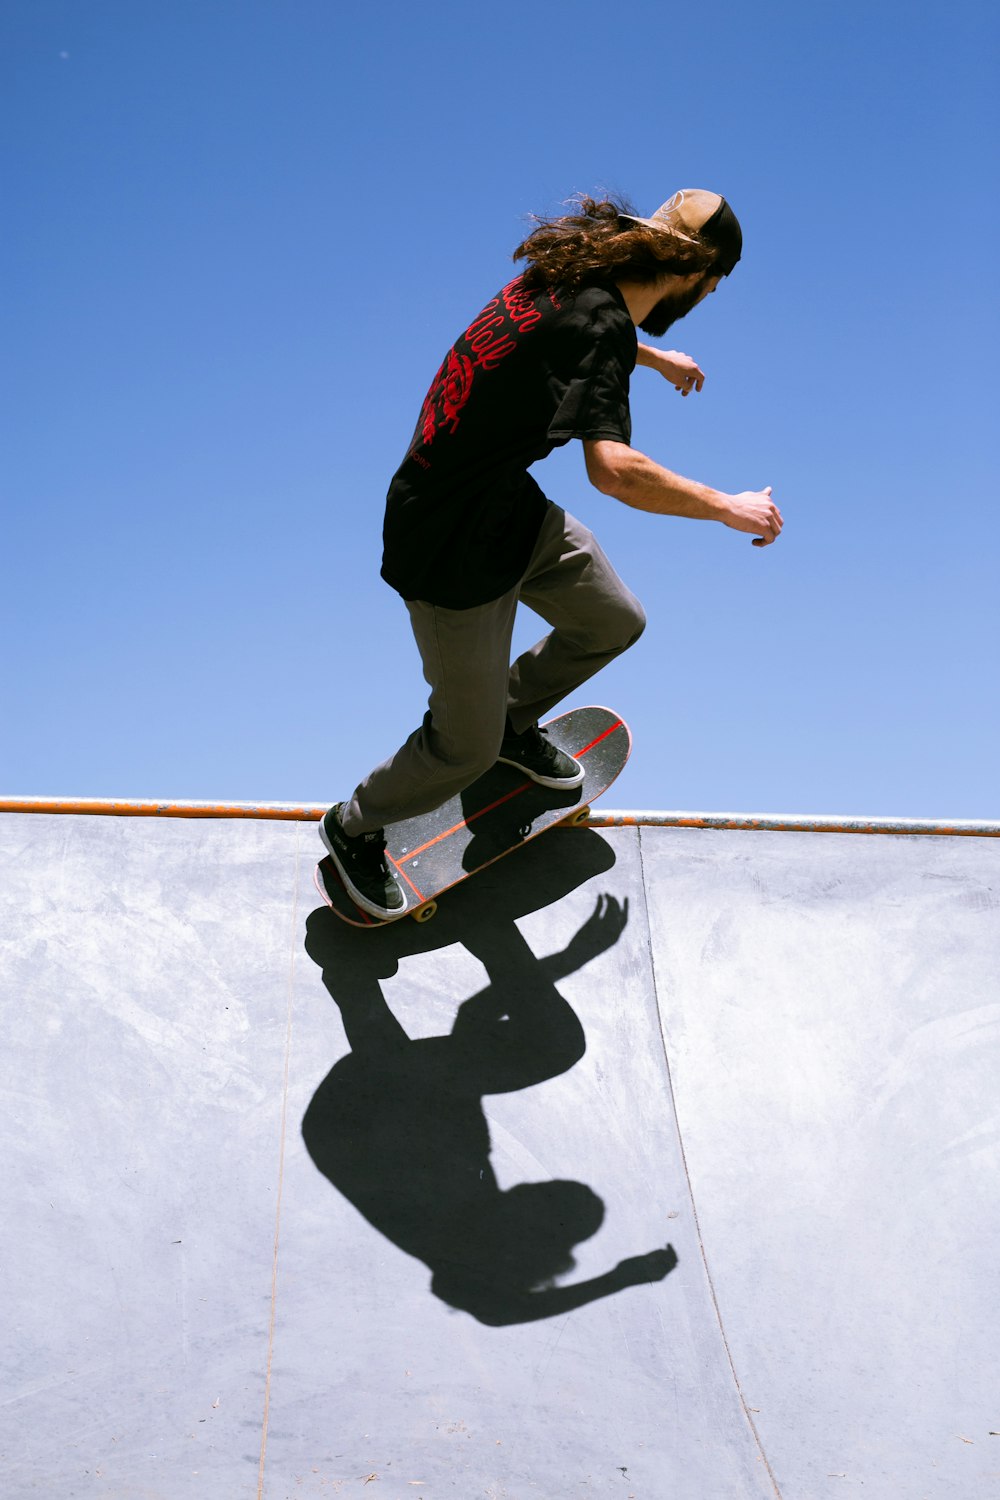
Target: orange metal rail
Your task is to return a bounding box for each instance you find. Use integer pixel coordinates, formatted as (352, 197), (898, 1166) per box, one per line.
(1, 797), (997, 836)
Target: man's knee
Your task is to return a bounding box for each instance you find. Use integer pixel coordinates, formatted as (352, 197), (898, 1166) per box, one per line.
(423, 710), (503, 782)
(619, 597), (646, 650)
(599, 594), (646, 656)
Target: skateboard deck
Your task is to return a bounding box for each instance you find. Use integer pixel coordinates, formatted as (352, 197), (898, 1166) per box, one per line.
(313, 704), (630, 926)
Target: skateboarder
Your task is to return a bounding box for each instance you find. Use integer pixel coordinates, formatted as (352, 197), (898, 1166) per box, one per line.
(323, 189), (783, 919)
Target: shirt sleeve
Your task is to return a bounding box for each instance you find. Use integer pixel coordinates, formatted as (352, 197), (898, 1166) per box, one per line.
(545, 307), (635, 446)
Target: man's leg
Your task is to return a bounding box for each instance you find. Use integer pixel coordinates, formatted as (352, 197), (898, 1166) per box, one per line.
(340, 589), (520, 836)
(506, 504), (646, 731)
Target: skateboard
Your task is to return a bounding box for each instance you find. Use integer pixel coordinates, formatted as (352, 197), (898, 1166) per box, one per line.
(313, 704), (630, 926)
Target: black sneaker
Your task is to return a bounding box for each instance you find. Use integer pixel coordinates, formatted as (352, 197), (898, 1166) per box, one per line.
(319, 804), (406, 920)
(496, 722), (585, 789)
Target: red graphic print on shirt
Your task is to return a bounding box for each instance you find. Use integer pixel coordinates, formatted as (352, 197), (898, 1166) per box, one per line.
(442, 351), (475, 434)
(414, 277), (542, 454)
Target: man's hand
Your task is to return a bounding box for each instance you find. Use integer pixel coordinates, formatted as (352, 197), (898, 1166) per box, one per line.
(658, 350), (705, 397)
(636, 343), (705, 396)
(614, 1245), (678, 1285)
(722, 487), (784, 547)
(549, 894), (629, 976)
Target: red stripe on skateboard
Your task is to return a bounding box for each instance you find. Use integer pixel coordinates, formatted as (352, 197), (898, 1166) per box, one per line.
(397, 781), (530, 864)
(389, 855), (426, 901)
(395, 718), (623, 866)
(576, 718), (624, 757)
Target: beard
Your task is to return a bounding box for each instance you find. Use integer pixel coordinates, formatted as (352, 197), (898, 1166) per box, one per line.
(638, 276), (712, 337)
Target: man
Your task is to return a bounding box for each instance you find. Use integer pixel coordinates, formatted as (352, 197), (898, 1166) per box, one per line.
(322, 189), (783, 919)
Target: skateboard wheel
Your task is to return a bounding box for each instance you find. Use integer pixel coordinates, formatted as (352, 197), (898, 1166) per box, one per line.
(412, 900), (438, 924)
(561, 805), (591, 827)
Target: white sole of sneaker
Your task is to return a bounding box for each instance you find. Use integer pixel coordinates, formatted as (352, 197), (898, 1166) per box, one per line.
(495, 754), (586, 791)
(318, 812), (406, 921)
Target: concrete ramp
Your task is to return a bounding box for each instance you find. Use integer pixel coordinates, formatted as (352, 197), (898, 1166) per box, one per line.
(1, 811), (997, 1497)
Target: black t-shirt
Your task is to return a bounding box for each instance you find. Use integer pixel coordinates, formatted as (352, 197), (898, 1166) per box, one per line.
(380, 276), (636, 609)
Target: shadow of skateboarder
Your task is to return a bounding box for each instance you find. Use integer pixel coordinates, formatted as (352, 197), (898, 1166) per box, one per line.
(302, 832), (676, 1325)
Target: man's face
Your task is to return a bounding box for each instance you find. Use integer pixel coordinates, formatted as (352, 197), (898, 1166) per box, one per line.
(639, 272), (722, 337)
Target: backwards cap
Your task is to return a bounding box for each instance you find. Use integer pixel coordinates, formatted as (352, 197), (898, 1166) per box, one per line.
(620, 189), (742, 274)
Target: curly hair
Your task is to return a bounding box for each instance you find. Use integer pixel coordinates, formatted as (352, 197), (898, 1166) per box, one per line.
(512, 194), (719, 292)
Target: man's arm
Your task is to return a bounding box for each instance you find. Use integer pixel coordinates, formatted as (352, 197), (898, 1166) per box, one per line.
(434, 1245), (678, 1326)
(636, 343), (705, 396)
(584, 438), (783, 547)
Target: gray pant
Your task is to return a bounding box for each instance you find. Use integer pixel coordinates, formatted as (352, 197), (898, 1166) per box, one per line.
(341, 503), (645, 835)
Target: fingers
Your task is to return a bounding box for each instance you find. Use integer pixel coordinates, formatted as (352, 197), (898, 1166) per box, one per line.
(664, 354), (705, 397)
(751, 493), (783, 547)
(594, 893), (629, 934)
(752, 505), (784, 546)
(727, 488), (784, 547)
(676, 369), (704, 397)
(751, 521), (778, 546)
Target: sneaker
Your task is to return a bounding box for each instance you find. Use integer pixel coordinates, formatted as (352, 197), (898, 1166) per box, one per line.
(496, 721), (585, 789)
(319, 804), (406, 920)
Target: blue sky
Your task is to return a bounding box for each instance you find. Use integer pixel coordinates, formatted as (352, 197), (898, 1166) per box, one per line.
(4, 0), (998, 818)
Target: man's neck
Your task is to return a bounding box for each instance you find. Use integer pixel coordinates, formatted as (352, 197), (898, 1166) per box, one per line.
(615, 271), (703, 328)
(614, 278), (663, 327)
